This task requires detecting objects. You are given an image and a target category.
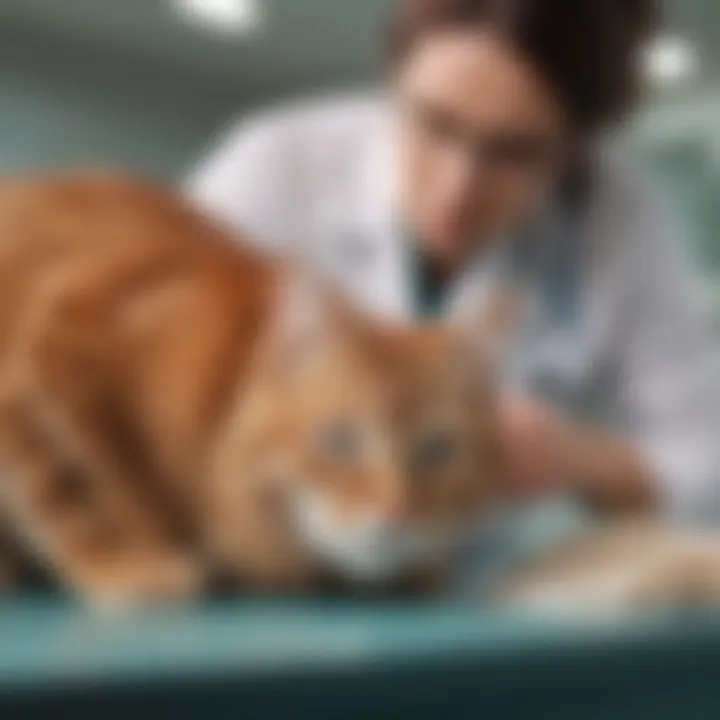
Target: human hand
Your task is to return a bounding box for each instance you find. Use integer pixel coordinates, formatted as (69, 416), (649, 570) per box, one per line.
(497, 395), (578, 502)
(496, 395), (655, 514)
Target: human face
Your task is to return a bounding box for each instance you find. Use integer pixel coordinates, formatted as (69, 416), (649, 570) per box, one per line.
(393, 29), (567, 266)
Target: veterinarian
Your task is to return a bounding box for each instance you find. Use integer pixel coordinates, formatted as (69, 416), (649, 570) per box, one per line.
(187, 0), (720, 523)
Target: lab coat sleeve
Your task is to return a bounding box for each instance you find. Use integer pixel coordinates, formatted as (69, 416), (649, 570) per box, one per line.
(612, 187), (720, 522)
(184, 114), (304, 253)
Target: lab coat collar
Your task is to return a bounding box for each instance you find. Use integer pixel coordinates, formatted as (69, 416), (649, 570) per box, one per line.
(347, 105), (500, 323)
(309, 100), (411, 321)
(351, 101), (415, 321)
(337, 98), (557, 324)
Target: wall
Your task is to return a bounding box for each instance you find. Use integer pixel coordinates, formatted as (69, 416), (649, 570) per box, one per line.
(633, 90), (720, 276)
(0, 22), (717, 282)
(0, 27), (242, 182)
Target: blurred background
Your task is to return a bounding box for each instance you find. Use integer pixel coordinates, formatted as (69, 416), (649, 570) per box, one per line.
(0, 4), (718, 716)
(0, 0), (718, 315)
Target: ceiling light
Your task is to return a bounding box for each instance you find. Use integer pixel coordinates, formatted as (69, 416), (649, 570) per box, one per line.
(173, 0), (261, 35)
(642, 35), (699, 86)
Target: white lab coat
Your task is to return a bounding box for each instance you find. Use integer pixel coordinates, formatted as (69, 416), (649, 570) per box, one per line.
(186, 92), (720, 522)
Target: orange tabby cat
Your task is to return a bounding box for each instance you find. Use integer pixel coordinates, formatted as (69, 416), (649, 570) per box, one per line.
(0, 172), (501, 603)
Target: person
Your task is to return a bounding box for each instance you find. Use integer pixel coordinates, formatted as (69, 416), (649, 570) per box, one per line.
(186, 0), (720, 523)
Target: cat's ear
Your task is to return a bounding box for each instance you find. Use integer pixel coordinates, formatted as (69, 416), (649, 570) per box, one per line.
(264, 269), (338, 376)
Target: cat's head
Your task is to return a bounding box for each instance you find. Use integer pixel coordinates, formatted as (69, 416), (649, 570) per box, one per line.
(212, 273), (508, 586)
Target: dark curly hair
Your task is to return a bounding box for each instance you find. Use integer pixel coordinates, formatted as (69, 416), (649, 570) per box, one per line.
(389, 0), (658, 134)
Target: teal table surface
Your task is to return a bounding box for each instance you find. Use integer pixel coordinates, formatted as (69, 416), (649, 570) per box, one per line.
(0, 598), (674, 687)
(2, 500), (718, 718)
(3, 598), (720, 719)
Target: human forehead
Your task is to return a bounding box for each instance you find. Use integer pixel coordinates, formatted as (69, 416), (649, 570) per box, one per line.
(397, 29), (565, 134)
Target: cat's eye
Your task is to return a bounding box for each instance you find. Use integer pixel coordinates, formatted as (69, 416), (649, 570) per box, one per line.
(318, 421), (363, 463)
(412, 430), (459, 472)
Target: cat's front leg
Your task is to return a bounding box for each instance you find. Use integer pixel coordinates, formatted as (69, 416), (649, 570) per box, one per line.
(0, 414), (204, 604)
(66, 550), (203, 607)
(0, 347), (205, 604)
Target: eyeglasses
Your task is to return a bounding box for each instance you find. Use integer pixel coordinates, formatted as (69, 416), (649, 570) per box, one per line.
(402, 97), (561, 177)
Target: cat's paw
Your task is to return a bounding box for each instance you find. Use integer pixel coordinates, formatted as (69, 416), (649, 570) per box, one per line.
(72, 553), (204, 609)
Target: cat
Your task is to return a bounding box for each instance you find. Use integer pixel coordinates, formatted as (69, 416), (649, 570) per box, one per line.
(0, 171), (503, 603)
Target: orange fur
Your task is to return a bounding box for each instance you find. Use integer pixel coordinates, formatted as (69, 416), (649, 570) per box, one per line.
(0, 172), (501, 603)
